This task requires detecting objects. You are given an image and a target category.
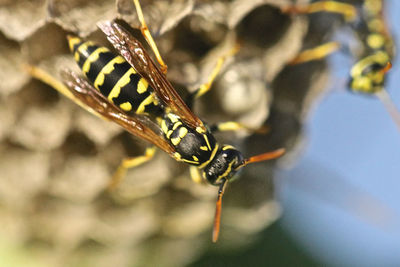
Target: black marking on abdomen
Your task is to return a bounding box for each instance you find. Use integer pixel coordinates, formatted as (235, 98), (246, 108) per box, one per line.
(111, 72), (148, 111)
(85, 52), (116, 83)
(97, 61), (132, 96)
(72, 40), (164, 116)
(77, 45), (99, 69)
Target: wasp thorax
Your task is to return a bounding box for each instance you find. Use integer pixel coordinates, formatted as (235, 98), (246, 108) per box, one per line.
(203, 145), (244, 185)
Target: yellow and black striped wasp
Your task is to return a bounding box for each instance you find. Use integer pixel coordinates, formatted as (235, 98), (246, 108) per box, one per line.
(282, 0), (400, 128)
(26, 0), (285, 242)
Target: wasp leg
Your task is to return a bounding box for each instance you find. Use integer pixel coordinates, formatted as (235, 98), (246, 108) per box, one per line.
(190, 166), (207, 184)
(132, 0), (168, 73)
(289, 42), (340, 65)
(186, 43), (241, 109)
(209, 121), (269, 134)
(23, 65), (105, 119)
(376, 89), (400, 132)
(24, 65), (76, 102)
(190, 43), (241, 100)
(109, 146), (157, 190)
(281, 1), (357, 22)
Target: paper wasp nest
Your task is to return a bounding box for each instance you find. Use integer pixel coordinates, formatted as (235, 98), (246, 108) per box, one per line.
(0, 0), (333, 266)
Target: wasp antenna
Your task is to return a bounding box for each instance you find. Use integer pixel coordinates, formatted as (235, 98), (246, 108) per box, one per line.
(382, 61), (392, 74)
(376, 90), (400, 131)
(236, 148), (285, 171)
(212, 178), (228, 243)
(375, 62), (400, 131)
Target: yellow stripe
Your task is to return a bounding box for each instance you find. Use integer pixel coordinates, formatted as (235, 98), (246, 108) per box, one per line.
(182, 159), (200, 165)
(200, 146), (208, 151)
(81, 47), (109, 74)
(172, 121), (182, 130)
(167, 113), (179, 123)
(75, 41), (95, 62)
(216, 160), (236, 182)
(222, 145), (235, 151)
(199, 144), (219, 169)
(94, 56), (125, 88)
(166, 130), (173, 139)
(108, 68), (136, 101)
(367, 33), (385, 50)
(161, 119), (169, 134)
(68, 36), (81, 52)
(179, 127), (188, 138)
(203, 134), (211, 150)
(350, 77), (372, 93)
(196, 126), (206, 134)
(171, 128), (188, 146)
(119, 102), (132, 111)
(136, 93), (156, 114)
(350, 51), (389, 77)
(174, 152), (182, 160)
(171, 137), (181, 146)
(137, 78), (149, 94)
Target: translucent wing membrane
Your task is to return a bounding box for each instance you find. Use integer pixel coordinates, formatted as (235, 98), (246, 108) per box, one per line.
(61, 70), (176, 155)
(97, 20), (206, 131)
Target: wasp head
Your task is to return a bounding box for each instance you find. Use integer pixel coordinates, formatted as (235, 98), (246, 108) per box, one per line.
(202, 145), (244, 185)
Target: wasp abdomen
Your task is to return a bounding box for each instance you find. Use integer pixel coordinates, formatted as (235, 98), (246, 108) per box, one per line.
(68, 36), (163, 116)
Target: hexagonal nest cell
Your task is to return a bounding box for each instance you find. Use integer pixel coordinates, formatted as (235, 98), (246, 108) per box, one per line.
(0, 0), (336, 266)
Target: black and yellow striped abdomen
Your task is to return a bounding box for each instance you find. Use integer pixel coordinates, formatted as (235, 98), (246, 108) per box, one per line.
(68, 36), (163, 116)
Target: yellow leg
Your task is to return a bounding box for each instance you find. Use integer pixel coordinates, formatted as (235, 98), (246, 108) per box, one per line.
(210, 121), (269, 134)
(23, 64), (105, 119)
(281, 1), (357, 22)
(190, 166), (207, 184)
(133, 0), (168, 73)
(109, 146), (157, 190)
(289, 42), (340, 65)
(23, 64), (75, 102)
(190, 42), (241, 100)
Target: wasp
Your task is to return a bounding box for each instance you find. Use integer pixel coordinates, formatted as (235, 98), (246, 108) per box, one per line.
(347, 0), (394, 94)
(26, 0), (285, 242)
(281, 0), (399, 128)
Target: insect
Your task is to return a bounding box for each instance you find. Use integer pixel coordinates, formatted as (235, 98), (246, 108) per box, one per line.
(26, 0), (285, 242)
(282, 0), (399, 128)
(346, 0), (394, 93)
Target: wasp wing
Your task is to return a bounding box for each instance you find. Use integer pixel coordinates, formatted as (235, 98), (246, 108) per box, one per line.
(97, 20), (205, 131)
(61, 69), (176, 156)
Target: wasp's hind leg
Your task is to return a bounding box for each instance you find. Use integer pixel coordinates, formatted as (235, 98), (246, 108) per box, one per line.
(24, 65), (76, 102)
(281, 1), (357, 22)
(109, 146), (157, 190)
(288, 42), (340, 65)
(132, 0), (168, 73)
(186, 43), (241, 109)
(209, 121), (269, 135)
(23, 65), (106, 119)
